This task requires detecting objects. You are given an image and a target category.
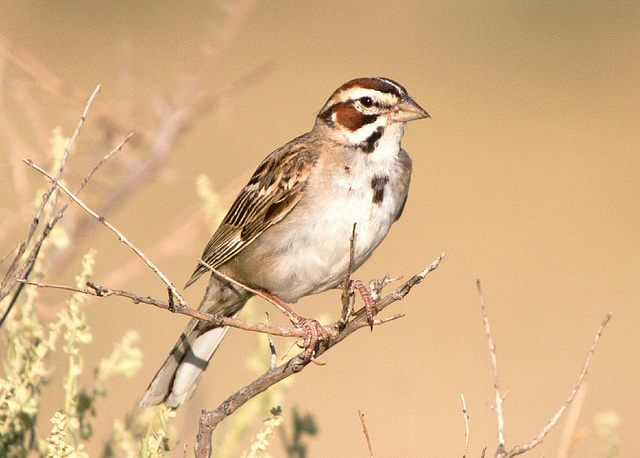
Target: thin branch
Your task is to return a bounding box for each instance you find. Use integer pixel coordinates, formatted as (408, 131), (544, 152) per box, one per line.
(340, 222), (357, 323)
(23, 158), (188, 309)
(0, 86), (101, 326)
(477, 280), (612, 458)
(18, 279), (304, 339)
(371, 312), (405, 326)
(265, 313), (277, 369)
(58, 85), (101, 176)
(50, 133), (133, 230)
(196, 258), (292, 320)
(358, 409), (374, 458)
(506, 314), (611, 457)
(476, 280), (506, 453)
(461, 393), (470, 458)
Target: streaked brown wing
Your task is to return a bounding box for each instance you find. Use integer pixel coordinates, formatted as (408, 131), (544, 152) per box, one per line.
(185, 135), (317, 288)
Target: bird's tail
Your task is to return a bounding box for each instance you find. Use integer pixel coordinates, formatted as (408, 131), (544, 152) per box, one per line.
(139, 277), (250, 408)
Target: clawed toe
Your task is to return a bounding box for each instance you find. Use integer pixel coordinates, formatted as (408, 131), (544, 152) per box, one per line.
(298, 318), (328, 364)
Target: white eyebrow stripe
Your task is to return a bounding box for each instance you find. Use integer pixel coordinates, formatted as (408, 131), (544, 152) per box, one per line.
(335, 88), (398, 106)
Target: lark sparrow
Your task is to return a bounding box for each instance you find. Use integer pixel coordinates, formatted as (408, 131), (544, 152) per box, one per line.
(140, 77), (429, 408)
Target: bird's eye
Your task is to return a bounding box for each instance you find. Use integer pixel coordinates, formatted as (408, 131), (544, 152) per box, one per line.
(359, 96), (374, 108)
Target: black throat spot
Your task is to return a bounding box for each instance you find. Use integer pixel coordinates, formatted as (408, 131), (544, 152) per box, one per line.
(361, 126), (384, 154)
(371, 175), (390, 205)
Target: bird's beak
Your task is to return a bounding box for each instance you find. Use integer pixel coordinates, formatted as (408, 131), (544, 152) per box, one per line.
(392, 95), (430, 122)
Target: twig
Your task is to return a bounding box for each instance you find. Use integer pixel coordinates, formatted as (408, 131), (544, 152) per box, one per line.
(461, 393), (470, 458)
(23, 158), (188, 309)
(341, 222), (357, 323)
(265, 313), (277, 369)
(196, 259), (296, 321)
(477, 280), (612, 458)
(506, 314), (611, 456)
(0, 86), (101, 326)
(371, 313), (405, 326)
(48, 133), (133, 232)
(476, 280), (506, 454)
(358, 409), (374, 457)
(17, 279), (304, 339)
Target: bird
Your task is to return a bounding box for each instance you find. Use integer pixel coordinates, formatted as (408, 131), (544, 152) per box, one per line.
(139, 77), (430, 408)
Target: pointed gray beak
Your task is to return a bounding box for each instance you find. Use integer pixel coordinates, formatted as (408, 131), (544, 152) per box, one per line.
(392, 95), (430, 122)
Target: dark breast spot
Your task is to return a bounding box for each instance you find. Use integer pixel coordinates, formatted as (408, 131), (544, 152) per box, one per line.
(371, 175), (390, 205)
(361, 127), (384, 154)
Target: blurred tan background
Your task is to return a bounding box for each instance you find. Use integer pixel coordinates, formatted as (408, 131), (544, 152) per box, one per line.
(1, 1), (639, 456)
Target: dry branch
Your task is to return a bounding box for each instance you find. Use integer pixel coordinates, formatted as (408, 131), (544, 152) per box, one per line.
(0, 85), (103, 326)
(476, 281), (612, 458)
(23, 157), (188, 310)
(194, 254), (445, 457)
(18, 278), (303, 339)
(462, 393), (470, 458)
(358, 409), (374, 458)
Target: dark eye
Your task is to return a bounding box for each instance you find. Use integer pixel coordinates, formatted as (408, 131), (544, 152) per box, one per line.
(359, 96), (374, 108)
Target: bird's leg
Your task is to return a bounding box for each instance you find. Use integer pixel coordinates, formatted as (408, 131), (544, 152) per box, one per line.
(259, 290), (328, 365)
(352, 280), (376, 330)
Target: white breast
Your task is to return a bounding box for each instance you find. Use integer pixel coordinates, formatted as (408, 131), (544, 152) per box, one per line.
(234, 128), (411, 303)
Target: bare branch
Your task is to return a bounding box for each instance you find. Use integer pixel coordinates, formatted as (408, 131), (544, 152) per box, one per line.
(372, 312), (405, 326)
(476, 280), (506, 453)
(477, 280), (612, 458)
(462, 393), (470, 458)
(18, 279), (304, 339)
(340, 222), (357, 324)
(506, 313), (612, 457)
(23, 158), (188, 310)
(0, 86), (102, 326)
(196, 258), (292, 320)
(358, 410), (374, 458)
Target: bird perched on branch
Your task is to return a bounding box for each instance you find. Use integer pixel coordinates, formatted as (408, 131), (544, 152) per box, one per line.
(140, 77), (429, 408)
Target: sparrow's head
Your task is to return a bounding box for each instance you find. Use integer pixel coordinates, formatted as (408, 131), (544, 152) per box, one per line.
(315, 77), (430, 152)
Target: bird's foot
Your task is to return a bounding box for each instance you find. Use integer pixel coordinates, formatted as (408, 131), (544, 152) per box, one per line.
(352, 280), (377, 330)
(258, 289), (329, 364)
(297, 317), (329, 365)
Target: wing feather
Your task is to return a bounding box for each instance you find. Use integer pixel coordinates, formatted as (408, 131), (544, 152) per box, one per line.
(185, 135), (317, 288)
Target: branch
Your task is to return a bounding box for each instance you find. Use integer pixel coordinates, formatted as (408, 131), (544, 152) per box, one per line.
(194, 253), (446, 457)
(358, 410), (374, 458)
(461, 393), (470, 458)
(506, 313), (611, 457)
(476, 280), (506, 453)
(476, 281), (612, 458)
(23, 158), (188, 310)
(340, 223), (358, 324)
(0, 85), (102, 326)
(18, 279), (303, 339)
